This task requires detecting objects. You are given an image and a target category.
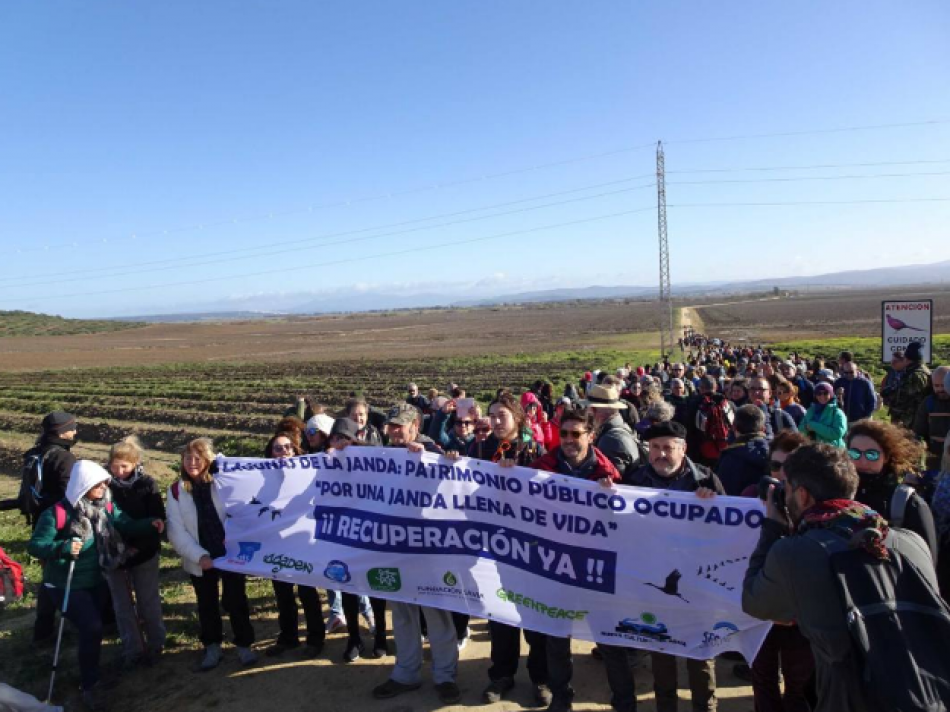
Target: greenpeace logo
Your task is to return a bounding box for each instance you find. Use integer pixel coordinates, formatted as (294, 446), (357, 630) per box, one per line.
(496, 587), (587, 620)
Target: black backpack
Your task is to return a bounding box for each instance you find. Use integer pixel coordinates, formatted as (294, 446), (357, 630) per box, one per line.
(810, 528), (950, 712)
(17, 446), (48, 523)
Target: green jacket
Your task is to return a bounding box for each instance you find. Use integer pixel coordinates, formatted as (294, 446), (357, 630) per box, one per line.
(27, 499), (158, 590)
(889, 362), (931, 429)
(802, 401), (847, 448)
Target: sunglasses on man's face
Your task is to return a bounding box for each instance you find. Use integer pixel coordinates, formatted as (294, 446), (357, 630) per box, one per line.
(559, 429), (589, 440)
(847, 448), (881, 462)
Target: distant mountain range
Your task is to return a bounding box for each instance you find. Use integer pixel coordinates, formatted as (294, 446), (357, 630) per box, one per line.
(108, 259), (950, 322)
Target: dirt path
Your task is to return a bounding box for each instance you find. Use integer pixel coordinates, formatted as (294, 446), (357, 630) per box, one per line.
(55, 616), (754, 712)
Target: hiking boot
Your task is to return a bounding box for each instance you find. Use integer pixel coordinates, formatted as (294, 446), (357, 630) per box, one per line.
(265, 641), (299, 658)
(534, 683), (554, 707)
(303, 641), (324, 658)
(236, 646), (258, 666)
(372, 636), (390, 659)
(435, 682), (461, 705)
(545, 697), (573, 712)
(482, 677), (515, 703)
(198, 643), (222, 672)
(343, 638), (364, 663)
(372, 679), (422, 699)
(81, 685), (106, 711)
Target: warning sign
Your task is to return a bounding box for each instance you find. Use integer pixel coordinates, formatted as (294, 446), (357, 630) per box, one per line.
(882, 300), (933, 364)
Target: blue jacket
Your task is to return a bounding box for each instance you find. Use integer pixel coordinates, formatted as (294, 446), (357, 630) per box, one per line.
(716, 436), (770, 496)
(833, 375), (877, 422)
(791, 376), (815, 409)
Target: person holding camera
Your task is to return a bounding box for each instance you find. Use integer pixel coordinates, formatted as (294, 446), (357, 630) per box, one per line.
(742, 443), (944, 712)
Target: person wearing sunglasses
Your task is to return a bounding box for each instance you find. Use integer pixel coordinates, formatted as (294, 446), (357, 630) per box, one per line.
(467, 393), (549, 706)
(525, 408), (627, 712)
(261, 432), (327, 660)
(774, 379), (806, 428)
(303, 413), (334, 453)
(833, 358), (878, 424)
(473, 416), (492, 443)
(801, 382), (847, 448)
(845, 419), (938, 559)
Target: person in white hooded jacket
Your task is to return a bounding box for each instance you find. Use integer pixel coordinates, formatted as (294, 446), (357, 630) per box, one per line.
(28, 461), (162, 711)
(166, 438), (257, 671)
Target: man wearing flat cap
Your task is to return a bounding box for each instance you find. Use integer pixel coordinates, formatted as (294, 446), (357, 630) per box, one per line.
(626, 420), (724, 712)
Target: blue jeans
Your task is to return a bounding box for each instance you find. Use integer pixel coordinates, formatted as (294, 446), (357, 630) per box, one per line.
(47, 584), (106, 691)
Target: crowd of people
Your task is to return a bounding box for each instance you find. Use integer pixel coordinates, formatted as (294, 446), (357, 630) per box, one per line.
(14, 331), (950, 712)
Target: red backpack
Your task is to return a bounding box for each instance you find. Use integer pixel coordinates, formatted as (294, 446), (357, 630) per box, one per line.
(0, 546), (24, 606)
(696, 395), (732, 460)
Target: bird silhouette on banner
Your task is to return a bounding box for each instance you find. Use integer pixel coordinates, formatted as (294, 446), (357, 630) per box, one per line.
(645, 569), (690, 603)
(886, 314), (925, 332)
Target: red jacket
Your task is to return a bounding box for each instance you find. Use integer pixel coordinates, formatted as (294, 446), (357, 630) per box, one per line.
(529, 447), (621, 482)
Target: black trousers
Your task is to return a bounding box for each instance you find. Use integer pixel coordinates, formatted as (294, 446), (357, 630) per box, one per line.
(487, 621), (548, 684)
(272, 580), (325, 647)
(341, 592), (388, 644)
(547, 637), (637, 711)
(190, 570), (254, 648)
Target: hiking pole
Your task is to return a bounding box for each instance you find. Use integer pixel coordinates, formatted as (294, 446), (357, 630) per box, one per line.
(46, 539), (79, 705)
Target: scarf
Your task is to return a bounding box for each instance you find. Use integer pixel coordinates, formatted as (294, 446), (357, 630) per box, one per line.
(69, 496), (126, 572)
(799, 498), (891, 561)
(192, 480), (227, 559)
(109, 463), (144, 489)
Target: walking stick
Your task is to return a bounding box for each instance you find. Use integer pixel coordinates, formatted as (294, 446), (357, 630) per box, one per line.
(46, 540), (79, 705)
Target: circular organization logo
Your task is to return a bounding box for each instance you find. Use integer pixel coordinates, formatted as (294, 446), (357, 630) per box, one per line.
(640, 612), (657, 625)
(443, 571), (458, 587)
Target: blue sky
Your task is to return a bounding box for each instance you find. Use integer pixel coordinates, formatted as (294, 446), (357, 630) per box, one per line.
(1, 1), (948, 317)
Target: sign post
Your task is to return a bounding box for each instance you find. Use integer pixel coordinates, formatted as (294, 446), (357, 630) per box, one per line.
(882, 299), (933, 364)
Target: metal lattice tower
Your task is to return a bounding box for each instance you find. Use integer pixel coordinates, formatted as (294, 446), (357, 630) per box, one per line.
(656, 141), (674, 359)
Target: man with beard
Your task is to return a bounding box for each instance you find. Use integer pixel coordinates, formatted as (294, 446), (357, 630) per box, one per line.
(627, 421), (723, 712)
(529, 407), (627, 712)
(742, 444), (945, 712)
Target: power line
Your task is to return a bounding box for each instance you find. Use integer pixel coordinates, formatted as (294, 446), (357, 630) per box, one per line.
(670, 197), (950, 207)
(667, 158), (950, 174)
(668, 170), (950, 186)
(0, 181), (657, 289)
(8, 117), (949, 257)
(5, 207), (656, 305)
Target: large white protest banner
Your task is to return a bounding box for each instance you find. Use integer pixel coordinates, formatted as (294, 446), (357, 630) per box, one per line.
(213, 448), (771, 660)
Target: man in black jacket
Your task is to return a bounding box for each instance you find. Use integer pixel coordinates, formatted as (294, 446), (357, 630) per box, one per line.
(32, 411), (79, 643)
(627, 421), (723, 712)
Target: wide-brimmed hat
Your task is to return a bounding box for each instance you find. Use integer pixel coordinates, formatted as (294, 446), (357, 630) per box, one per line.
(582, 385), (627, 409)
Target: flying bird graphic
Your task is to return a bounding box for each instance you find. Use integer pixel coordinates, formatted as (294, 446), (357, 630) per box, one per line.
(258, 507), (270, 517)
(270, 509), (283, 520)
(886, 314), (925, 332)
(645, 569), (690, 603)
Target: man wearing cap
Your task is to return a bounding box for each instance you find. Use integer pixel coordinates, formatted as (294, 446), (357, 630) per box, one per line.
(627, 421), (723, 712)
(585, 384), (642, 480)
(527, 407), (627, 712)
(913, 366), (950, 470)
(29, 411), (79, 643)
(889, 341), (932, 429)
(372, 403), (458, 704)
(833, 356), (879, 423)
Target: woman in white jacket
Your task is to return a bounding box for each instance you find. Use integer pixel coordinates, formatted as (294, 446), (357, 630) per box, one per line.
(166, 437), (257, 671)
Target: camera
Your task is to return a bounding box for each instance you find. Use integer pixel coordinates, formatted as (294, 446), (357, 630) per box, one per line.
(757, 476), (786, 510)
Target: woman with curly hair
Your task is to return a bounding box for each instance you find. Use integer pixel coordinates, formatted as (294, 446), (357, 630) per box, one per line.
(846, 419), (938, 558)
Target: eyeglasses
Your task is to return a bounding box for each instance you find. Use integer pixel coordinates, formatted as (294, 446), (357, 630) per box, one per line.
(456, 420), (474, 427)
(272, 443), (295, 453)
(749, 386), (769, 393)
(559, 429), (589, 439)
(769, 460), (784, 472)
(848, 448), (881, 462)
(305, 427), (319, 436)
